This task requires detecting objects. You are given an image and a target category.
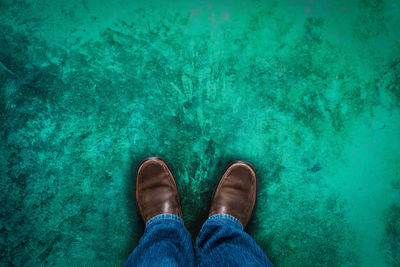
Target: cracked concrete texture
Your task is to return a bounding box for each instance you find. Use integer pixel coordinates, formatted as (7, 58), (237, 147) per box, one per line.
(1, 0), (400, 266)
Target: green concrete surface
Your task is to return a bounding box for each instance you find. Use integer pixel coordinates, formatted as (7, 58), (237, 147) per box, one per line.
(1, 0), (400, 266)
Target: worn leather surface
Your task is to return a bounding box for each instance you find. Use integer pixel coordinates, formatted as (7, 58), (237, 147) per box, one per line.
(136, 157), (183, 223)
(209, 161), (257, 227)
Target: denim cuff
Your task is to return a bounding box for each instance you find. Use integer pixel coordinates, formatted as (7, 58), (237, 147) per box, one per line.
(145, 213), (184, 228)
(205, 214), (244, 230)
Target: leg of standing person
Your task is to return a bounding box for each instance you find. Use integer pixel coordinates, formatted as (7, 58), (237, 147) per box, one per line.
(123, 157), (195, 267)
(195, 161), (274, 267)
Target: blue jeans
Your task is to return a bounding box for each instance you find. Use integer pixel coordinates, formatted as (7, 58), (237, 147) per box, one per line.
(123, 214), (273, 267)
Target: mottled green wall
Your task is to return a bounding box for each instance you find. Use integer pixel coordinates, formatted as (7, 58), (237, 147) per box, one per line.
(1, 0), (399, 266)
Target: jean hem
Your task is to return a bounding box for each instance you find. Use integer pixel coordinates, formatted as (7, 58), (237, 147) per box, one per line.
(205, 214), (244, 230)
(145, 213), (184, 228)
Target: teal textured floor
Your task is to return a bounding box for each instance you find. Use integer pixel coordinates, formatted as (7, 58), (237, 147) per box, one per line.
(1, 0), (400, 266)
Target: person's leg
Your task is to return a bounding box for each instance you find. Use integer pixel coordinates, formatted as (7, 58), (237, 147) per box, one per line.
(123, 157), (195, 267)
(123, 214), (194, 267)
(195, 161), (273, 267)
(196, 214), (273, 266)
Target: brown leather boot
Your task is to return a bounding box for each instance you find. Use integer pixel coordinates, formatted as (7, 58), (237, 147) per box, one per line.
(136, 157), (183, 223)
(209, 161), (257, 227)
